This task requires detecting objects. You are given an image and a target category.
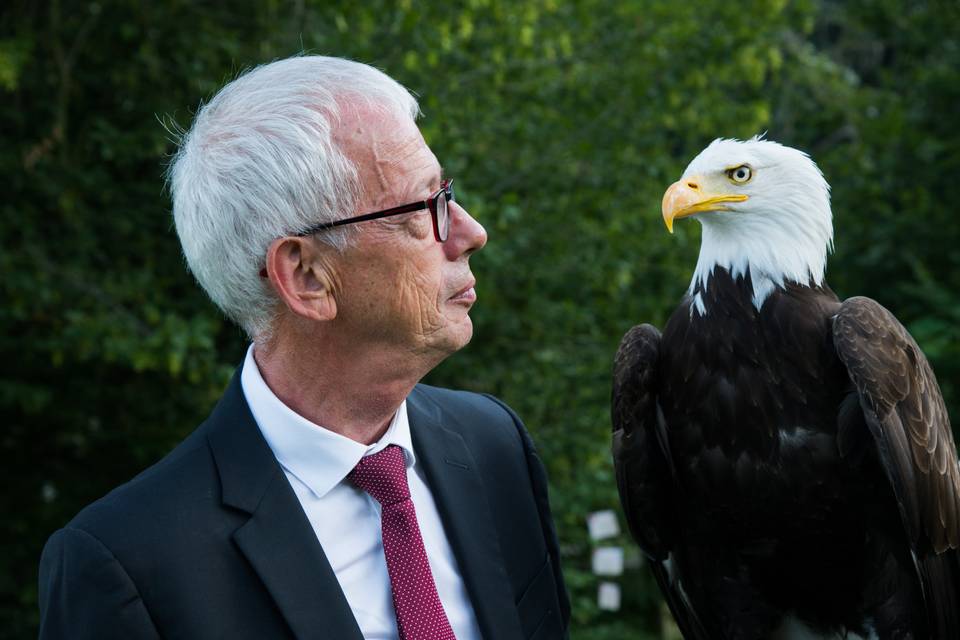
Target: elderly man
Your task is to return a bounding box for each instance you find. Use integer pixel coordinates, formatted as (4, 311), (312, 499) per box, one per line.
(39, 56), (569, 640)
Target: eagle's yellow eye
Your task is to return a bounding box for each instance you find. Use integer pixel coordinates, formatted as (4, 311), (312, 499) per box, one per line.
(726, 165), (752, 183)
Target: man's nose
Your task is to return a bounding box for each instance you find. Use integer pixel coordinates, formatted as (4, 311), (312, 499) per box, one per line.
(444, 201), (487, 259)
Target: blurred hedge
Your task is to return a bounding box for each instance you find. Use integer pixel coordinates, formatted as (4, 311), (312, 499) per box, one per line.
(3, 1), (959, 637)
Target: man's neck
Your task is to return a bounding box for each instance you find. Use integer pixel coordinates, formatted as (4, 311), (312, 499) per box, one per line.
(253, 336), (429, 446)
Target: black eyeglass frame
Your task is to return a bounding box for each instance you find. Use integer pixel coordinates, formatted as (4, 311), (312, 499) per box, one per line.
(299, 179), (454, 242)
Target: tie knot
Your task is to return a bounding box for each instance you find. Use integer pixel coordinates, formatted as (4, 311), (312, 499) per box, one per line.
(349, 444), (410, 506)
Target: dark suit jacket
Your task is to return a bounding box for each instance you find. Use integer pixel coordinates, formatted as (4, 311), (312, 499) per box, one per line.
(39, 369), (569, 639)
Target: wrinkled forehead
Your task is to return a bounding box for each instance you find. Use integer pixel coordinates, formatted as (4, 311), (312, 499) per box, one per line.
(333, 98), (437, 205)
(334, 100), (423, 164)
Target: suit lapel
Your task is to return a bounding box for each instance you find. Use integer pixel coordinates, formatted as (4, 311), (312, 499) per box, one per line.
(206, 370), (363, 640)
(408, 387), (525, 640)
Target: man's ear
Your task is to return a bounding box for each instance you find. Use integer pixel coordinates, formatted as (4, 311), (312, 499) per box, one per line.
(264, 237), (338, 322)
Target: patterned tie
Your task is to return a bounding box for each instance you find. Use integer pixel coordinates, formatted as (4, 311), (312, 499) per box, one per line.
(349, 445), (457, 640)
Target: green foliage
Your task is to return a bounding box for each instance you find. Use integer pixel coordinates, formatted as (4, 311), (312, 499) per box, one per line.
(3, 1), (958, 638)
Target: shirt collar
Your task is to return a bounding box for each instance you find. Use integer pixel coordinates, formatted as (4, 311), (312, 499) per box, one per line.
(239, 345), (416, 499)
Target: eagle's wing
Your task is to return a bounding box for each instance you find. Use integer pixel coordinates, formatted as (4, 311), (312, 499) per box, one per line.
(833, 296), (960, 637)
(612, 324), (709, 640)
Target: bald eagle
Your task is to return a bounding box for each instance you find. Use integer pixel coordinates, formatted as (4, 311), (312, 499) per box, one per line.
(612, 137), (960, 639)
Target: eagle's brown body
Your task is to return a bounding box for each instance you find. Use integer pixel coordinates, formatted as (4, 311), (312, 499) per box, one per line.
(613, 267), (960, 639)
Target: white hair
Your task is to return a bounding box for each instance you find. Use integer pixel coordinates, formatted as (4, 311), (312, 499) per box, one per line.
(167, 55), (420, 339)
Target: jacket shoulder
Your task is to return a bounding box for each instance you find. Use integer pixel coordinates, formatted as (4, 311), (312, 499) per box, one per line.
(412, 384), (527, 448)
(413, 384), (513, 416)
(65, 421), (220, 546)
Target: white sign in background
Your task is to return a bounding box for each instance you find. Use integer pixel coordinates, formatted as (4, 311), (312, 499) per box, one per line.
(586, 509), (620, 541)
(591, 546), (625, 576)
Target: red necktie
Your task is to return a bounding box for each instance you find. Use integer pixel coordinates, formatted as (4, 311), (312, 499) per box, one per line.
(349, 445), (457, 640)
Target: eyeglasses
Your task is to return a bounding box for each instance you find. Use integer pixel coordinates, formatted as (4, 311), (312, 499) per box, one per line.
(300, 179), (454, 242)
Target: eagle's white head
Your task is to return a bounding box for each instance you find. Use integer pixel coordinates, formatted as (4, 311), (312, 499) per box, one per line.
(662, 136), (833, 314)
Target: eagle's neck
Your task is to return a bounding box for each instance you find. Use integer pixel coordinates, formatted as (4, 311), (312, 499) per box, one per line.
(688, 211), (831, 316)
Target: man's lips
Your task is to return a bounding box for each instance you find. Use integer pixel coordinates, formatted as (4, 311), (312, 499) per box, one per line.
(449, 280), (477, 303)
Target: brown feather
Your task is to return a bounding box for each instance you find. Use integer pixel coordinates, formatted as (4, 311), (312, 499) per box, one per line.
(833, 296), (960, 554)
(611, 324), (711, 640)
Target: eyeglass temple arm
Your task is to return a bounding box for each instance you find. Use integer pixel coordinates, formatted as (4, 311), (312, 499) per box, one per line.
(298, 201), (428, 236)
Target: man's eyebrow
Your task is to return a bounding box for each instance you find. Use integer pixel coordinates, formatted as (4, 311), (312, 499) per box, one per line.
(421, 167), (444, 194)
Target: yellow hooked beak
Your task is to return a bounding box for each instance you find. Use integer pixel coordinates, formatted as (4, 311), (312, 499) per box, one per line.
(661, 178), (749, 233)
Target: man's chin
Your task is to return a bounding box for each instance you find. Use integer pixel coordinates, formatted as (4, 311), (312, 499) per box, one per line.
(438, 316), (474, 355)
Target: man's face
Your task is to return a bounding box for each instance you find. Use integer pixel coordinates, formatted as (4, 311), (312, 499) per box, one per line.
(330, 105), (487, 361)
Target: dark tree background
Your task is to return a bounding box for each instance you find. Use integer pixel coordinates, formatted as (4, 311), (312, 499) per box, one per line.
(3, 1), (958, 638)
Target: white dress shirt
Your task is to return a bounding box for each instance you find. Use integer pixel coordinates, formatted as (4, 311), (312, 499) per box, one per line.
(240, 346), (482, 640)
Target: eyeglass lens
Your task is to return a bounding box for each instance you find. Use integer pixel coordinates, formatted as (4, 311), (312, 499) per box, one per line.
(436, 185), (451, 241)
